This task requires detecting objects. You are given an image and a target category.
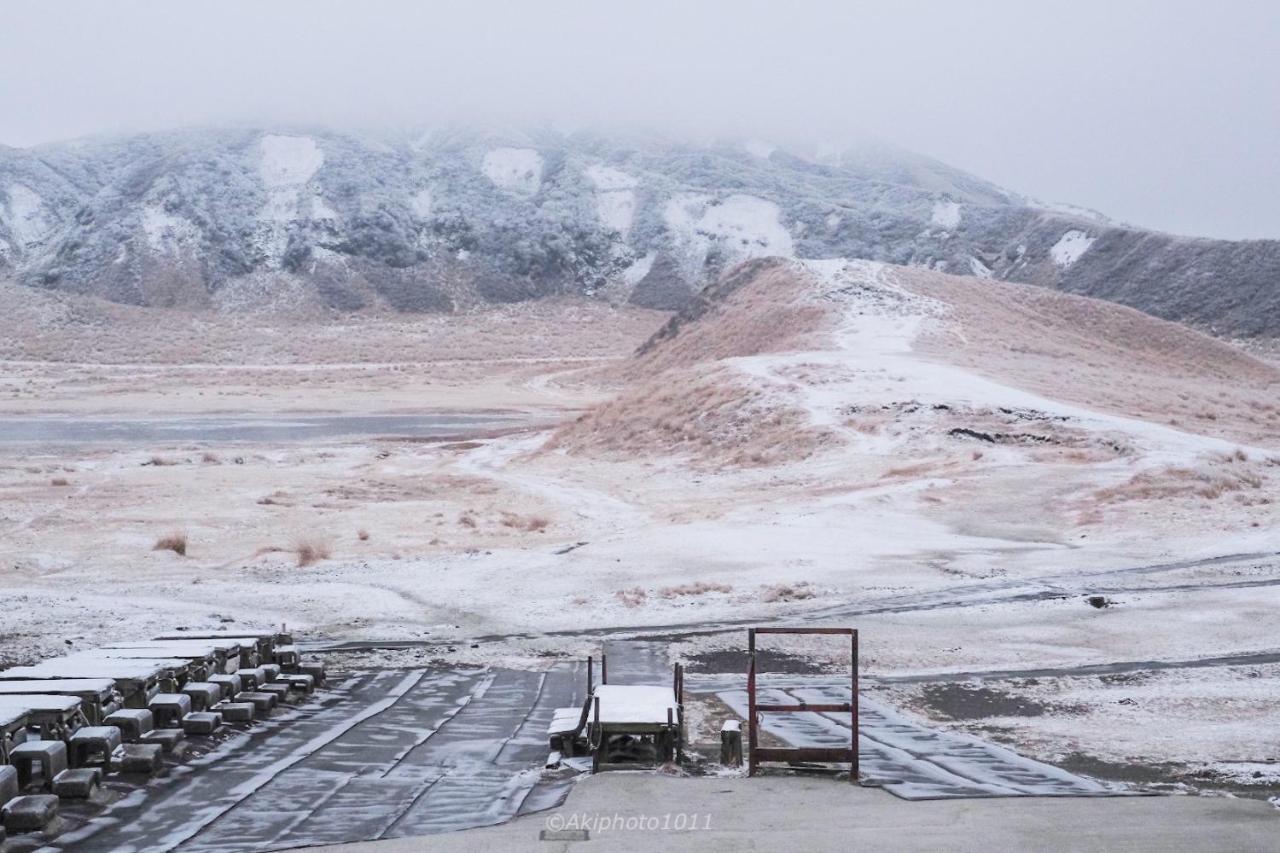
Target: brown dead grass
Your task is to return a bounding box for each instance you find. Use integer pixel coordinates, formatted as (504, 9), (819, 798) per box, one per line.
(294, 538), (332, 567)
(901, 267), (1280, 448)
(153, 531), (188, 556)
(548, 365), (834, 468)
(628, 258), (830, 379)
(50, 477), (70, 487)
(499, 512), (551, 532)
(1095, 457), (1267, 504)
(615, 587), (648, 608)
(658, 581), (733, 598)
(761, 582), (815, 603)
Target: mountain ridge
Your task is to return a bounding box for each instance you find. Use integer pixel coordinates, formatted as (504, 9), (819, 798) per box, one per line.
(1, 126), (1276, 336)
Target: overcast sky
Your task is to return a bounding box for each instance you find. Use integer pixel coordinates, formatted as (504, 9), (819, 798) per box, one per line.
(2, 0), (1277, 239)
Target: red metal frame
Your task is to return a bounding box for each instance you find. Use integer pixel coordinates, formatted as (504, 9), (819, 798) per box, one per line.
(747, 627), (858, 782)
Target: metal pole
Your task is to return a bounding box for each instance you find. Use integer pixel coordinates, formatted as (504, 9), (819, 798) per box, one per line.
(747, 628), (757, 778)
(592, 696), (602, 772)
(587, 656), (593, 696)
(851, 628), (859, 783)
(601, 653), (608, 685)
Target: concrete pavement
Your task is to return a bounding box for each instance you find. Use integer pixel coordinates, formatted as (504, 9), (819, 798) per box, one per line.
(302, 773), (1279, 853)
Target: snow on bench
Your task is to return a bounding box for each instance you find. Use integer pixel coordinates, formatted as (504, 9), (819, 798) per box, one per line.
(548, 705), (585, 736)
(591, 685), (678, 726)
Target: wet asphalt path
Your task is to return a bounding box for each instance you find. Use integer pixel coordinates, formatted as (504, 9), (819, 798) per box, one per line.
(63, 663), (586, 852)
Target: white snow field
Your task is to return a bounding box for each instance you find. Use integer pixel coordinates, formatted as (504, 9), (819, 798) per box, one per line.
(2, 182), (55, 248)
(1, 255), (1278, 844)
(931, 200), (962, 230)
(1049, 228), (1096, 266)
(481, 147), (544, 195)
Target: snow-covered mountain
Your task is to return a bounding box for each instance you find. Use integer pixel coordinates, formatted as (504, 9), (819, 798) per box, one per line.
(1, 126), (1276, 336)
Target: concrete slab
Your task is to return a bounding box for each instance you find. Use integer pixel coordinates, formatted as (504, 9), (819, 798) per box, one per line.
(279, 673), (316, 695)
(181, 711), (222, 736)
(258, 682), (293, 704)
(216, 701), (255, 723)
(234, 690), (277, 716)
(180, 682), (222, 713)
(104, 708), (154, 742)
(138, 728), (185, 753)
(118, 743), (164, 775)
(291, 774), (1280, 853)
(1, 793), (59, 832)
(300, 663), (328, 686)
(208, 673), (243, 699)
(11, 740), (67, 791)
(69, 725), (123, 772)
(52, 767), (101, 799)
(148, 693), (192, 728)
(0, 765), (17, 807)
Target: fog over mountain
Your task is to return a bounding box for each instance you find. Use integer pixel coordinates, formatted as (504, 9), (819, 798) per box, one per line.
(1, 126), (1276, 336)
(3, 0), (1279, 240)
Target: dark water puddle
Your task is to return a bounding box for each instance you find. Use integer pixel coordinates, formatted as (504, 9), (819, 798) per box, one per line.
(0, 413), (527, 445)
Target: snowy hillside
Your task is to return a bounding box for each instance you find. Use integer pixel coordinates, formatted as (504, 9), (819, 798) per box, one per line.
(0, 127), (1276, 335)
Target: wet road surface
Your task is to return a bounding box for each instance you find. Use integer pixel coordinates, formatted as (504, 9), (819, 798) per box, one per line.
(63, 664), (586, 852)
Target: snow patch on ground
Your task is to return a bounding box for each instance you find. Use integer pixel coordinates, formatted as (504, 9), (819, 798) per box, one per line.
(1050, 230), (1095, 267)
(310, 190), (339, 222)
(258, 135), (324, 188)
(141, 206), (200, 254)
(931, 200), (962, 230)
(778, 259), (1243, 467)
(663, 193), (793, 277)
(968, 256), (993, 279)
(743, 139), (776, 159)
(3, 184), (55, 248)
(584, 165), (638, 192)
(622, 252), (655, 285)
(482, 148), (543, 195)
(586, 166), (638, 235)
(255, 135), (325, 263)
(410, 188), (434, 219)
(1036, 200), (1115, 225)
(700, 196), (793, 256)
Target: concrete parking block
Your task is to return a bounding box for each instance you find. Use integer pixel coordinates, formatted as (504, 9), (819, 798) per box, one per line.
(52, 768), (101, 799)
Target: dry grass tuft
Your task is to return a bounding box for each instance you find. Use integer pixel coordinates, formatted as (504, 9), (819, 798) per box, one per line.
(548, 365), (834, 469)
(50, 477), (70, 487)
(201, 452), (220, 464)
(357, 529), (370, 541)
(294, 538), (332, 567)
(658, 581), (733, 598)
(499, 512), (552, 533)
(615, 587), (648, 608)
(153, 531), (188, 556)
(1095, 460), (1266, 504)
(761, 582), (815, 603)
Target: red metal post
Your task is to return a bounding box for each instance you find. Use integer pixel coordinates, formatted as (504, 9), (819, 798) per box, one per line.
(747, 628), (757, 778)
(747, 626), (860, 780)
(851, 628), (859, 782)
